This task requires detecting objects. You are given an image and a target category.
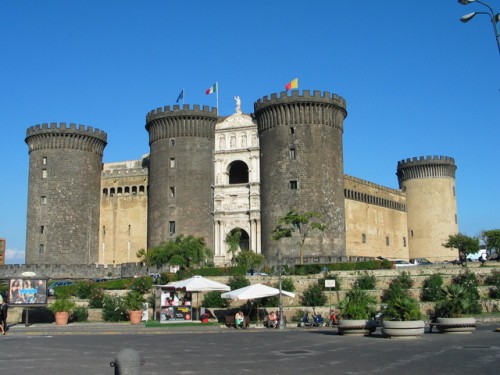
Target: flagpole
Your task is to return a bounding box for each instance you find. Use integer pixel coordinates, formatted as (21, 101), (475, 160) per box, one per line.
(182, 88), (185, 105)
(216, 81), (219, 113)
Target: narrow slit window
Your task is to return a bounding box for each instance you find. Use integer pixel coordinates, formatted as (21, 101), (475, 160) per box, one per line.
(170, 158), (176, 168)
(169, 221), (176, 236)
(289, 180), (297, 190)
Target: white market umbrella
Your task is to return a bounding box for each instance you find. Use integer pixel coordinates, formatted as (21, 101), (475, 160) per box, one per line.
(161, 275), (230, 292)
(221, 283), (295, 300)
(221, 284), (295, 326)
(158, 276), (230, 320)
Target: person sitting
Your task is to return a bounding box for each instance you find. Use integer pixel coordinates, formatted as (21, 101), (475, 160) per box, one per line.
(267, 311), (278, 328)
(235, 311), (245, 328)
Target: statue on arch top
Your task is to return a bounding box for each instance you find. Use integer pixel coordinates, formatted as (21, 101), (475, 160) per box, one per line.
(234, 96), (242, 114)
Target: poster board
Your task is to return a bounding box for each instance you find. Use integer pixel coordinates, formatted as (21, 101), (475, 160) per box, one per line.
(159, 289), (193, 322)
(9, 278), (48, 306)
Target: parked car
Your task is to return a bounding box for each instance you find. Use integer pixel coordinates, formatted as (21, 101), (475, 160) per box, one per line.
(410, 258), (433, 265)
(392, 259), (414, 268)
(48, 280), (75, 296)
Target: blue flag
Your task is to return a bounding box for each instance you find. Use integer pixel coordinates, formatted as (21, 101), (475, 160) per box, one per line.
(176, 90), (184, 103)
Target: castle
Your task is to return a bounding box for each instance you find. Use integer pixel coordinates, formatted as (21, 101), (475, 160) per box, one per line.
(24, 90), (459, 266)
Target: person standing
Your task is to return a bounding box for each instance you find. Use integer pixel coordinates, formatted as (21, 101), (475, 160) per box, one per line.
(0, 299), (8, 335)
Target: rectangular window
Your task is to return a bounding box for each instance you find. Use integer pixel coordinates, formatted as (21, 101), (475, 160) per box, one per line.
(403, 237), (407, 247)
(39, 244), (44, 254)
(289, 148), (296, 160)
(170, 158), (176, 168)
(42, 157), (47, 165)
(42, 169), (47, 178)
(170, 186), (175, 198)
(102, 226), (106, 237)
(362, 233), (366, 244)
(41, 196), (47, 204)
(128, 225), (131, 236)
(290, 127), (295, 134)
(169, 221), (176, 236)
(289, 180), (297, 190)
(386, 236), (390, 246)
(40, 226), (45, 234)
(170, 139), (175, 147)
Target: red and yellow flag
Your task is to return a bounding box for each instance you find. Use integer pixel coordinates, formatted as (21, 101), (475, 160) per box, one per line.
(285, 78), (299, 91)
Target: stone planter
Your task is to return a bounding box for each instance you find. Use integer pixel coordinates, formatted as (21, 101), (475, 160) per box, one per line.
(435, 317), (476, 334)
(54, 311), (70, 325)
(338, 319), (376, 336)
(382, 320), (425, 338)
(128, 310), (143, 325)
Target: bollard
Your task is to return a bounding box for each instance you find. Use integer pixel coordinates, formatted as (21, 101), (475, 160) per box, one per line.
(110, 348), (144, 375)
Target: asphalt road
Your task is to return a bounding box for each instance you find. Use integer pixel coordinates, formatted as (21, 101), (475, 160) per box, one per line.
(0, 325), (499, 375)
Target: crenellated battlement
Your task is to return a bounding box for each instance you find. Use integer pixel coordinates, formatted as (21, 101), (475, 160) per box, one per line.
(26, 122), (107, 142)
(397, 155), (455, 167)
(146, 104), (217, 122)
(254, 90), (347, 112)
(397, 155), (456, 183)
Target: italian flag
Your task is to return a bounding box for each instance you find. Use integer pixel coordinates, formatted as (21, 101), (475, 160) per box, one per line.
(205, 83), (217, 95)
(285, 78), (299, 91)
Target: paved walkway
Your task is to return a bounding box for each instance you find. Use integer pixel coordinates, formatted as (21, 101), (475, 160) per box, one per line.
(4, 316), (499, 336)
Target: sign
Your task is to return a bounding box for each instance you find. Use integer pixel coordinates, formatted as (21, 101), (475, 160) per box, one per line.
(9, 278), (48, 305)
(160, 306), (192, 322)
(325, 279), (336, 288)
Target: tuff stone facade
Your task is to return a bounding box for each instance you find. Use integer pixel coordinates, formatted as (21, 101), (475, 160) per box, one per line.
(24, 90), (459, 266)
(99, 158), (148, 264)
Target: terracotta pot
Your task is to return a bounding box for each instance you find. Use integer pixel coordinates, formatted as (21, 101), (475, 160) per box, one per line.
(129, 310), (143, 325)
(436, 317), (476, 334)
(382, 320), (425, 338)
(55, 311), (70, 325)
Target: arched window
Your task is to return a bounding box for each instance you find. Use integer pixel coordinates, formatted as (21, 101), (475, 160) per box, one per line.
(228, 160), (249, 184)
(124, 186), (130, 194)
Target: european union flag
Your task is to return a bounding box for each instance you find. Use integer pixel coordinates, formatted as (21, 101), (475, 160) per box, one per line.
(176, 90), (184, 103)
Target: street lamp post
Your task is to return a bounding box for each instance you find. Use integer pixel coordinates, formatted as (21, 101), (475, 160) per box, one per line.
(276, 249), (285, 330)
(458, 0), (500, 55)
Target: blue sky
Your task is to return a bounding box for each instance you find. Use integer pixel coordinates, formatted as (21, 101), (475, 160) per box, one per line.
(1, 1), (499, 264)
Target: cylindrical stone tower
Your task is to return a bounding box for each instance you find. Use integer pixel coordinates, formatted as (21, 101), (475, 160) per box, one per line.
(145, 104), (218, 249)
(396, 155), (458, 262)
(254, 90), (348, 260)
(25, 123), (107, 265)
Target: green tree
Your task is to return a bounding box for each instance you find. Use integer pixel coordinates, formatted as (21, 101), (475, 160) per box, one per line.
(271, 210), (326, 264)
(482, 229), (500, 256)
(225, 229), (242, 264)
(443, 233), (480, 262)
(141, 235), (212, 270)
(234, 249), (264, 270)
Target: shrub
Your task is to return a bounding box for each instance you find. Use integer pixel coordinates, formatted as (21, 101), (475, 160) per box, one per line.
(228, 275), (250, 291)
(300, 284), (327, 307)
(435, 284), (477, 318)
(485, 271), (500, 298)
(382, 274), (413, 303)
(71, 306), (89, 322)
(102, 295), (127, 322)
(421, 274), (445, 302)
(54, 285), (76, 299)
(124, 290), (146, 311)
(128, 277), (152, 294)
(354, 272), (377, 290)
(382, 282), (421, 321)
(76, 281), (100, 299)
(451, 270), (482, 314)
(88, 288), (105, 308)
(339, 287), (376, 320)
(49, 297), (76, 313)
(203, 291), (230, 308)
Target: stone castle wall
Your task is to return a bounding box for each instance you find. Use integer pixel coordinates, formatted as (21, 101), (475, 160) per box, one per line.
(255, 91), (348, 260)
(25, 123), (107, 265)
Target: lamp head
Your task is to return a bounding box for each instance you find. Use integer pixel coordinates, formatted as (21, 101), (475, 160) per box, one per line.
(460, 12), (477, 22)
(458, 0), (475, 4)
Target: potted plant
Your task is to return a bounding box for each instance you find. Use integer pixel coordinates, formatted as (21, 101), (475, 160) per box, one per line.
(337, 287), (377, 336)
(381, 283), (425, 338)
(124, 290), (146, 325)
(433, 284), (476, 333)
(49, 297), (76, 325)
